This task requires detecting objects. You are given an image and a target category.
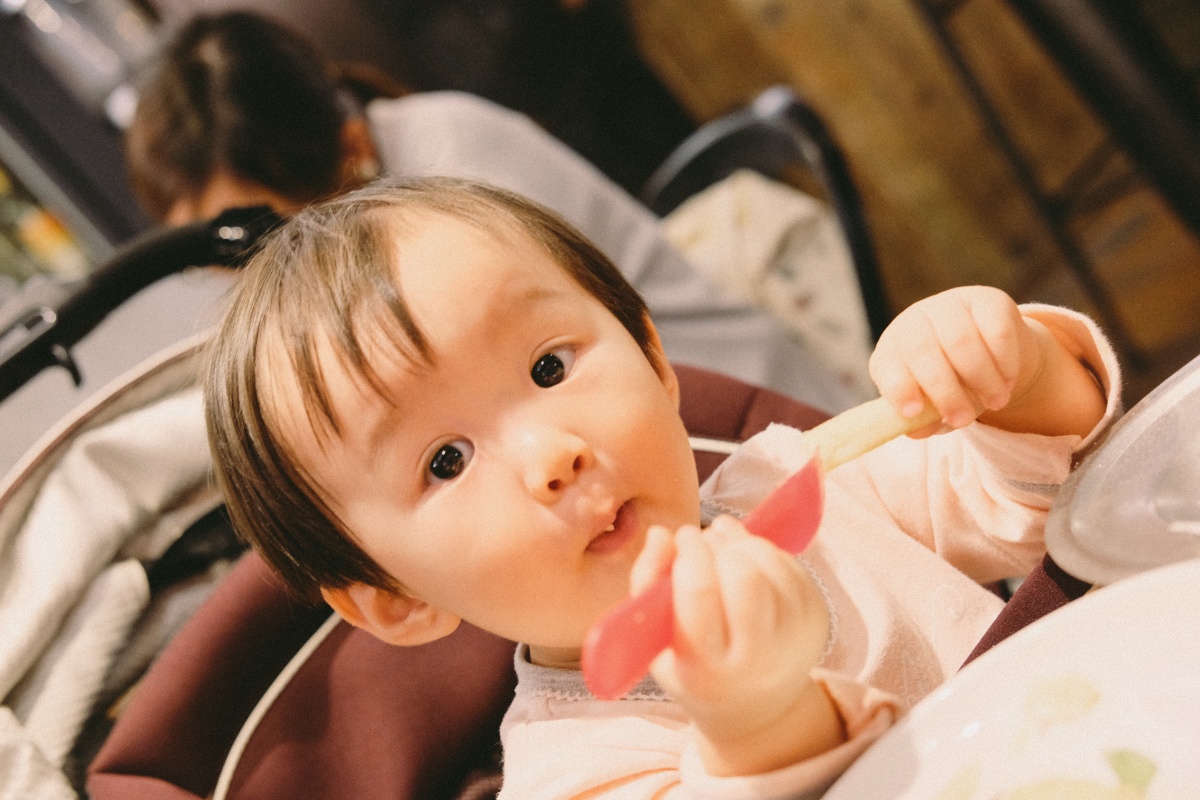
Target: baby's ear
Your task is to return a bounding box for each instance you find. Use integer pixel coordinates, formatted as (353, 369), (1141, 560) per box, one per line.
(643, 313), (679, 405)
(321, 583), (461, 646)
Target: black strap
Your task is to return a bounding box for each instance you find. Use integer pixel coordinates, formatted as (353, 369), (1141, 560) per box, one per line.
(0, 205), (282, 401)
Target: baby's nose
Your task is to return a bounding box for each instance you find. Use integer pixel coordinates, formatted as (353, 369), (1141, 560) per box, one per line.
(548, 453), (588, 490)
(524, 432), (592, 502)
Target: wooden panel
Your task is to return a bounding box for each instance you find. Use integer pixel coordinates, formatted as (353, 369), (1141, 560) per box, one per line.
(628, 0), (1200, 367)
(631, 0), (1056, 312)
(628, 0), (789, 119)
(948, 0), (1107, 196)
(1076, 185), (1200, 352)
(1144, 0), (1200, 78)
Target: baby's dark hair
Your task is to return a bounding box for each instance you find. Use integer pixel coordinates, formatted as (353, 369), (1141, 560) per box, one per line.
(204, 177), (662, 603)
(126, 10), (403, 220)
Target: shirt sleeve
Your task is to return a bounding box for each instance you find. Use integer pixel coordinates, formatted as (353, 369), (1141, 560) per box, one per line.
(851, 304), (1121, 581)
(677, 669), (900, 800)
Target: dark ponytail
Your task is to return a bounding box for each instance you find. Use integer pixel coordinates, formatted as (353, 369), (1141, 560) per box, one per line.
(126, 11), (350, 220)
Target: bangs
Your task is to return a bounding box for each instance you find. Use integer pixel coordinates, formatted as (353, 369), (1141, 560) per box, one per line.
(259, 204), (431, 443)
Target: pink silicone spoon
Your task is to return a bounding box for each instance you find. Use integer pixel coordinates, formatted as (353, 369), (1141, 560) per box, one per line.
(581, 397), (941, 699)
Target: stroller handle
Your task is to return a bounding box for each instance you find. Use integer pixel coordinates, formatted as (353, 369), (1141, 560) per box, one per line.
(0, 205), (282, 402)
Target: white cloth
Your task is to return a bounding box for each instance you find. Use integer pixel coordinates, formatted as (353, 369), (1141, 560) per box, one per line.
(367, 92), (862, 414)
(502, 650), (897, 800)
(0, 378), (216, 795)
(0, 709), (75, 800)
(661, 170), (876, 402)
(7, 560), (148, 767)
(0, 389), (211, 700)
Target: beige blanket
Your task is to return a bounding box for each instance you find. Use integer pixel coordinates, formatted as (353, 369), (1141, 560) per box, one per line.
(663, 169), (876, 402)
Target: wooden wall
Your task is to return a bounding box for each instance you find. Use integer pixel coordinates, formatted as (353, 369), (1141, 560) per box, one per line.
(627, 0), (1200, 381)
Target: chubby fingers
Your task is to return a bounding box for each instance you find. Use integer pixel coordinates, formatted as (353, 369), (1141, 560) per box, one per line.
(703, 517), (810, 657)
(671, 525), (729, 659)
(870, 286), (1028, 434)
(652, 516), (829, 719)
(671, 517), (808, 662)
(630, 524), (676, 595)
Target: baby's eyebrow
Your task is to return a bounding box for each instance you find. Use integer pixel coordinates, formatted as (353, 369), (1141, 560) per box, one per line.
(508, 284), (571, 312)
(362, 411), (397, 465)
(475, 283), (576, 333)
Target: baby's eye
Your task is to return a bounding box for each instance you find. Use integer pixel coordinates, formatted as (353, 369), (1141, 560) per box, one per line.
(531, 347), (575, 388)
(427, 439), (474, 483)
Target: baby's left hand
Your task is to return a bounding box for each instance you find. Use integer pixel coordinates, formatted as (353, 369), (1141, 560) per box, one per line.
(868, 286), (1043, 438)
(630, 517), (842, 776)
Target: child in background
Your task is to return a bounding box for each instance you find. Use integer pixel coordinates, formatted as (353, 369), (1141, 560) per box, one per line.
(204, 177), (1117, 797)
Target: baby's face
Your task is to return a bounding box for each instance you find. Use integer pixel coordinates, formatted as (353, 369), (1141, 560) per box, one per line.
(274, 213), (701, 661)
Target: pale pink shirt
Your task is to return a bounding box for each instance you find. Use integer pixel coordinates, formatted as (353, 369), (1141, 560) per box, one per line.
(499, 305), (1121, 799)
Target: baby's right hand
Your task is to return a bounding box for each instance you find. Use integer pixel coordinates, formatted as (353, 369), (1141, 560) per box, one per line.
(631, 518), (844, 776)
(867, 285), (1106, 439)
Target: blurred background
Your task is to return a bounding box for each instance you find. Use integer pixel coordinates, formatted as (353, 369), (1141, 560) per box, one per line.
(2, 0), (1199, 403)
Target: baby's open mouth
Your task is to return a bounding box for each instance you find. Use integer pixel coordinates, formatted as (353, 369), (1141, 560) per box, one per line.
(586, 500), (637, 555)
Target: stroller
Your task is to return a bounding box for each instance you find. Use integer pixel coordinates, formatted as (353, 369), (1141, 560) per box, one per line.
(0, 88), (1105, 799)
(0, 207), (282, 798)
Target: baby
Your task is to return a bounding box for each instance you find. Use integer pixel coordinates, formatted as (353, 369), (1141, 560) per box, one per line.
(204, 177), (1117, 797)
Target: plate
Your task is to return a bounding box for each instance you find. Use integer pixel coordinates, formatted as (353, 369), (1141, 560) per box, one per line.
(824, 558), (1200, 799)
